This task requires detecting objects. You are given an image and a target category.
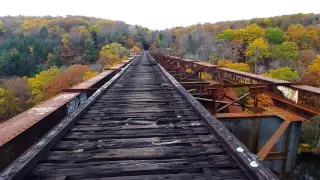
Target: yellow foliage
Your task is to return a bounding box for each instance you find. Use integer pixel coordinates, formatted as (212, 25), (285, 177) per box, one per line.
(186, 67), (192, 73)
(235, 24), (265, 42)
(200, 72), (213, 80)
(97, 20), (115, 27)
(79, 25), (92, 39)
(83, 71), (98, 81)
(99, 53), (122, 69)
(130, 46), (141, 54)
(227, 63), (250, 72)
(217, 60), (233, 66)
(298, 143), (315, 153)
(23, 19), (45, 30)
(0, 20), (6, 33)
(245, 38), (270, 59)
(61, 34), (70, 47)
(89, 24), (100, 33)
(0, 88), (7, 116)
(247, 93), (274, 107)
(28, 45), (34, 56)
(218, 60), (250, 72)
(27, 66), (60, 103)
(308, 55), (320, 73)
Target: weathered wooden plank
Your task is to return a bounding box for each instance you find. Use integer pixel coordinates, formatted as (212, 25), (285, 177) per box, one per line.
(54, 135), (217, 150)
(64, 127), (210, 140)
(31, 156), (238, 179)
(70, 122), (204, 132)
(45, 145), (225, 162)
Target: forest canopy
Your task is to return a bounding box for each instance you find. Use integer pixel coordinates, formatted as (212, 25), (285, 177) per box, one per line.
(1, 13), (320, 121)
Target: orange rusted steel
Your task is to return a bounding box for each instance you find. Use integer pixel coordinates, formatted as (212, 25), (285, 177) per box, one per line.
(215, 107), (306, 122)
(263, 89), (319, 115)
(0, 92), (79, 146)
(216, 92), (253, 113)
(219, 68), (320, 117)
(153, 53), (320, 118)
(207, 82), (301, 88)
(265, 152), (287, 160)
(257, 120), (291, 160)
(180, 68), (205, 81)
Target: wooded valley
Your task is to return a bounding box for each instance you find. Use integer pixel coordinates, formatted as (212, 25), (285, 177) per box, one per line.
(1, 13), (320, 122)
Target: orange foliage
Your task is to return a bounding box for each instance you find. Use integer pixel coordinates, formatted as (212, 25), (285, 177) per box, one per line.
(130, 46), (141, 54)
(247, 93), (274, 108)
(43, 65), (94, 99)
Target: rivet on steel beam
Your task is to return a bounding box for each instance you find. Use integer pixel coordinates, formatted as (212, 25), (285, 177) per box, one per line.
(218, 127), (224, 132)
(227, 136), (233, 141)
(236, 147), (244, 153)
(250, 161), (259, 167)
(212, 120), (218, 124)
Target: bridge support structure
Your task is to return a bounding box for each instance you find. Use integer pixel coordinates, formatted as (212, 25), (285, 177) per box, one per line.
(151, 52), (320, 179)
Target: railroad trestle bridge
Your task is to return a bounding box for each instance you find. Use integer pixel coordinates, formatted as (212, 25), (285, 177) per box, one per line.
(0, 51), (319, 180)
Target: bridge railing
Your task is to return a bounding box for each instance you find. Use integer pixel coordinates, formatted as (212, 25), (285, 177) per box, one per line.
(0, 57), (136, 171)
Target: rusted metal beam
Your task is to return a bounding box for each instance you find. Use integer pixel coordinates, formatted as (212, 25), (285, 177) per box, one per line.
(265, 153), (287, 160)
(257, 120), (291, 160)
(264, 89), (319, 115)
(180, 81), (211, 86)
(194, 97), (253, 107)
(180, 68), (204, 81)
(207, 82), (301, 89)
(216, 92), (253, 113)
(218, 68), (320, 117)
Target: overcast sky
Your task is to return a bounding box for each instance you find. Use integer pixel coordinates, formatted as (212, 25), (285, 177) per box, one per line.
(1, 0), (319, 30)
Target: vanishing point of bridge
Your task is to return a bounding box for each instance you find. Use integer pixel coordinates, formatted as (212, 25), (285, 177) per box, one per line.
(0, 51), (319, 179)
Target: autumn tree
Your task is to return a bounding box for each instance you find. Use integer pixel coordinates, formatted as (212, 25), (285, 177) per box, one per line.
(303, 25), (319, 49)
(297, 50), (316, 77)
(79, 25), (91, 42)
(245, 38), (269, 73)
(235, 24), (265, 42)
(61, 34), (71, 47)
(28, 66), (61, 103)
(130, 46), (141, 54)
(272, 41), (299, 65)
(2, 77), (32, 115)
(43, 65), (96, 99)
(301, 55), (320, 86)
(89, 24), (100, 43)
(0, 20), (7, 33)
(265, 27), (284, 44)
(216, 29), (235, 41)
(84, 39), (96, 62)
(285, 24), (305, 47)
(246, 38), (270, 59)
(0, 88), (21, 121)
(99, 43), (129, 68)
(39, 26), (49, 39)
(264, 67), (299, 81)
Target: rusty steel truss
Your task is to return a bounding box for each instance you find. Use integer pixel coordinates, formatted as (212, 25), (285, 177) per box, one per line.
(151, 52), (319, 179)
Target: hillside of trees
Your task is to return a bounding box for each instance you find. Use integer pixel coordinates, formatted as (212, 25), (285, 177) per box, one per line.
(1, 13), (320, 121)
